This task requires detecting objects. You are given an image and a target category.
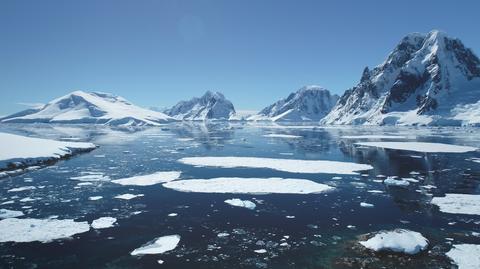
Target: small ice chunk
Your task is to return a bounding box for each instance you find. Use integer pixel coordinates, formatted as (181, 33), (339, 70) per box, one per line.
(384, 177), (410, 187)
(359, 229), (428, 254)
(111, 171), (181, 186)
(263, 134), (301, 138)
(114, 194), (144, 200)
(88, 196), (103, 201)
(0, 209), (24, 219)
(167, 213), (178, 217)
(217, 232), (230, 237)
(7, 186), (36, 192)
(131, 235), (181, 255)
(224, 198), (256, 210)
(254, 249), (267, 254)
(91, 217), (117, 229)
(360, 202), (374, 208)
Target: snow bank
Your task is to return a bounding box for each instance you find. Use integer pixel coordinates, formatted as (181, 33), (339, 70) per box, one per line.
(359, 229), (428, 254)
(131, 235), (181, 255)
(178, 157), (373, 175)
(224, 198), (256, 210)
(0, 132), (96, 170)
(446, 244), (480, 269)
(355, 142), (477, 153)
(0, 209), (24, 219)
(431, 194), (480, 215)
(112, 171), (181, 186)
(0, 218), (90, 243)
(163, 177), (333, 194)
(91, 217), (117, 229)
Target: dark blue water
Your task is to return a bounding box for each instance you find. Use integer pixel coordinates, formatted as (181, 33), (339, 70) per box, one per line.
(0, 123), (479, 268)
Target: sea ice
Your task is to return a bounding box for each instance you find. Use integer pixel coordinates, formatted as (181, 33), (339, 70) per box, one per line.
(360, 229), (428, 254)
(163, 177), (334, 194)
(431, 194), (480, 215)
(178, 157), (373, 175)
(7, 186), (36, 192)
(114, 194), (144, 200)
(0, 132), (96, 170)
(446, 244), (480, 269)
(0, 209), (24, 219)
(131, 235), (181, 255)
(384, 177), (410, 187)
(360, 202), (374, 208)
(0, 218), (90, 243)
(342, 135), (407, 139)
(263, 134), (302, 138)
(224, 198), (256, 210)
(355, 142), (477, 153)
(91, 217), (117, 229)
(111, 171), (181, 186)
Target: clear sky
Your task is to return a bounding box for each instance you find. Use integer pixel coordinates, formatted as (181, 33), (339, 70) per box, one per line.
(1, 0), (479, 115)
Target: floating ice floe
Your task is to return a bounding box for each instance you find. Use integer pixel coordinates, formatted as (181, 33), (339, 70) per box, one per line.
(360, 202), (374, 208)
(446, 244), (480, 269)
(70, 172), (110, 182)
(0, 218), (90, 243)
(0, 132), (96, 170)
(384, 177), (410, 187)
(355, 142), (477, 153)
(254, 249), (267, 254)
(341, 135), (407, 139)
(7, 186), (36, 192)
(167, 213), (178, 217)
(91, 217), (117, 229)
(0, 209), (24, 219)
(114, 194), (144, 200)
(111, 171), (181, 186)
(431, 194), (480, 215)
(224, 198), (256, 210)
(359, 229), (428, 254)
(163, 177), (334, 194)
(131, 235), (181, 256)
(88, 196), (103, 201)
(263, 134), (302, 138)
(178, 157), (373, 175)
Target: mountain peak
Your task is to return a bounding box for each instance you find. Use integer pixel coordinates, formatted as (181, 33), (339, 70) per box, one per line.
(322, 30), (480, 126)
(251, 86), (339, 122)
(2, 90), (173, 126)
(164, 91), (235, 121)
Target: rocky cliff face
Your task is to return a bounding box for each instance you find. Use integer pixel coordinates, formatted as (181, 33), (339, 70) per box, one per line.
(321, 30), (480, 126)
(250, 86), (339, 121)
(164, 91), (236, 121)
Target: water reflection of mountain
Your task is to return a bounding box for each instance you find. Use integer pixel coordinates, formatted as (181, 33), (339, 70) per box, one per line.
(167, 122), (236, 149)
(339, 138), (480, 216)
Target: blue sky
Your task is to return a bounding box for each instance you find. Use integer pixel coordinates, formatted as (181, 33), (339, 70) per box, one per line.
(1, 0), (479, 115)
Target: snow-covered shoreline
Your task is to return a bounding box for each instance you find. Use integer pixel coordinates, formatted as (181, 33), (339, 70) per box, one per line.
(0, 132), (97, 172)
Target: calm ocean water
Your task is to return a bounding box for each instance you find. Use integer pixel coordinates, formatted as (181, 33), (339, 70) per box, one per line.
(0, 123), (479, 268)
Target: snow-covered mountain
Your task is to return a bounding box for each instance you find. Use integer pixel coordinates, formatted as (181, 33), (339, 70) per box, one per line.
(249, 86), (339, 121)
(0, 91), (174, 126)
(322, 30), (480, 126)
(164, 91), (236, 121)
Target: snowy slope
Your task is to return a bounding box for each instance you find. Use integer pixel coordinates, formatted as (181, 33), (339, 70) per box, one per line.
(164, 91), (236, 121)
(249, 86), (339, 121)
(1, 91), (174, 126)
(321, 30), (480, 126)
(0, 132), (96, 171)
